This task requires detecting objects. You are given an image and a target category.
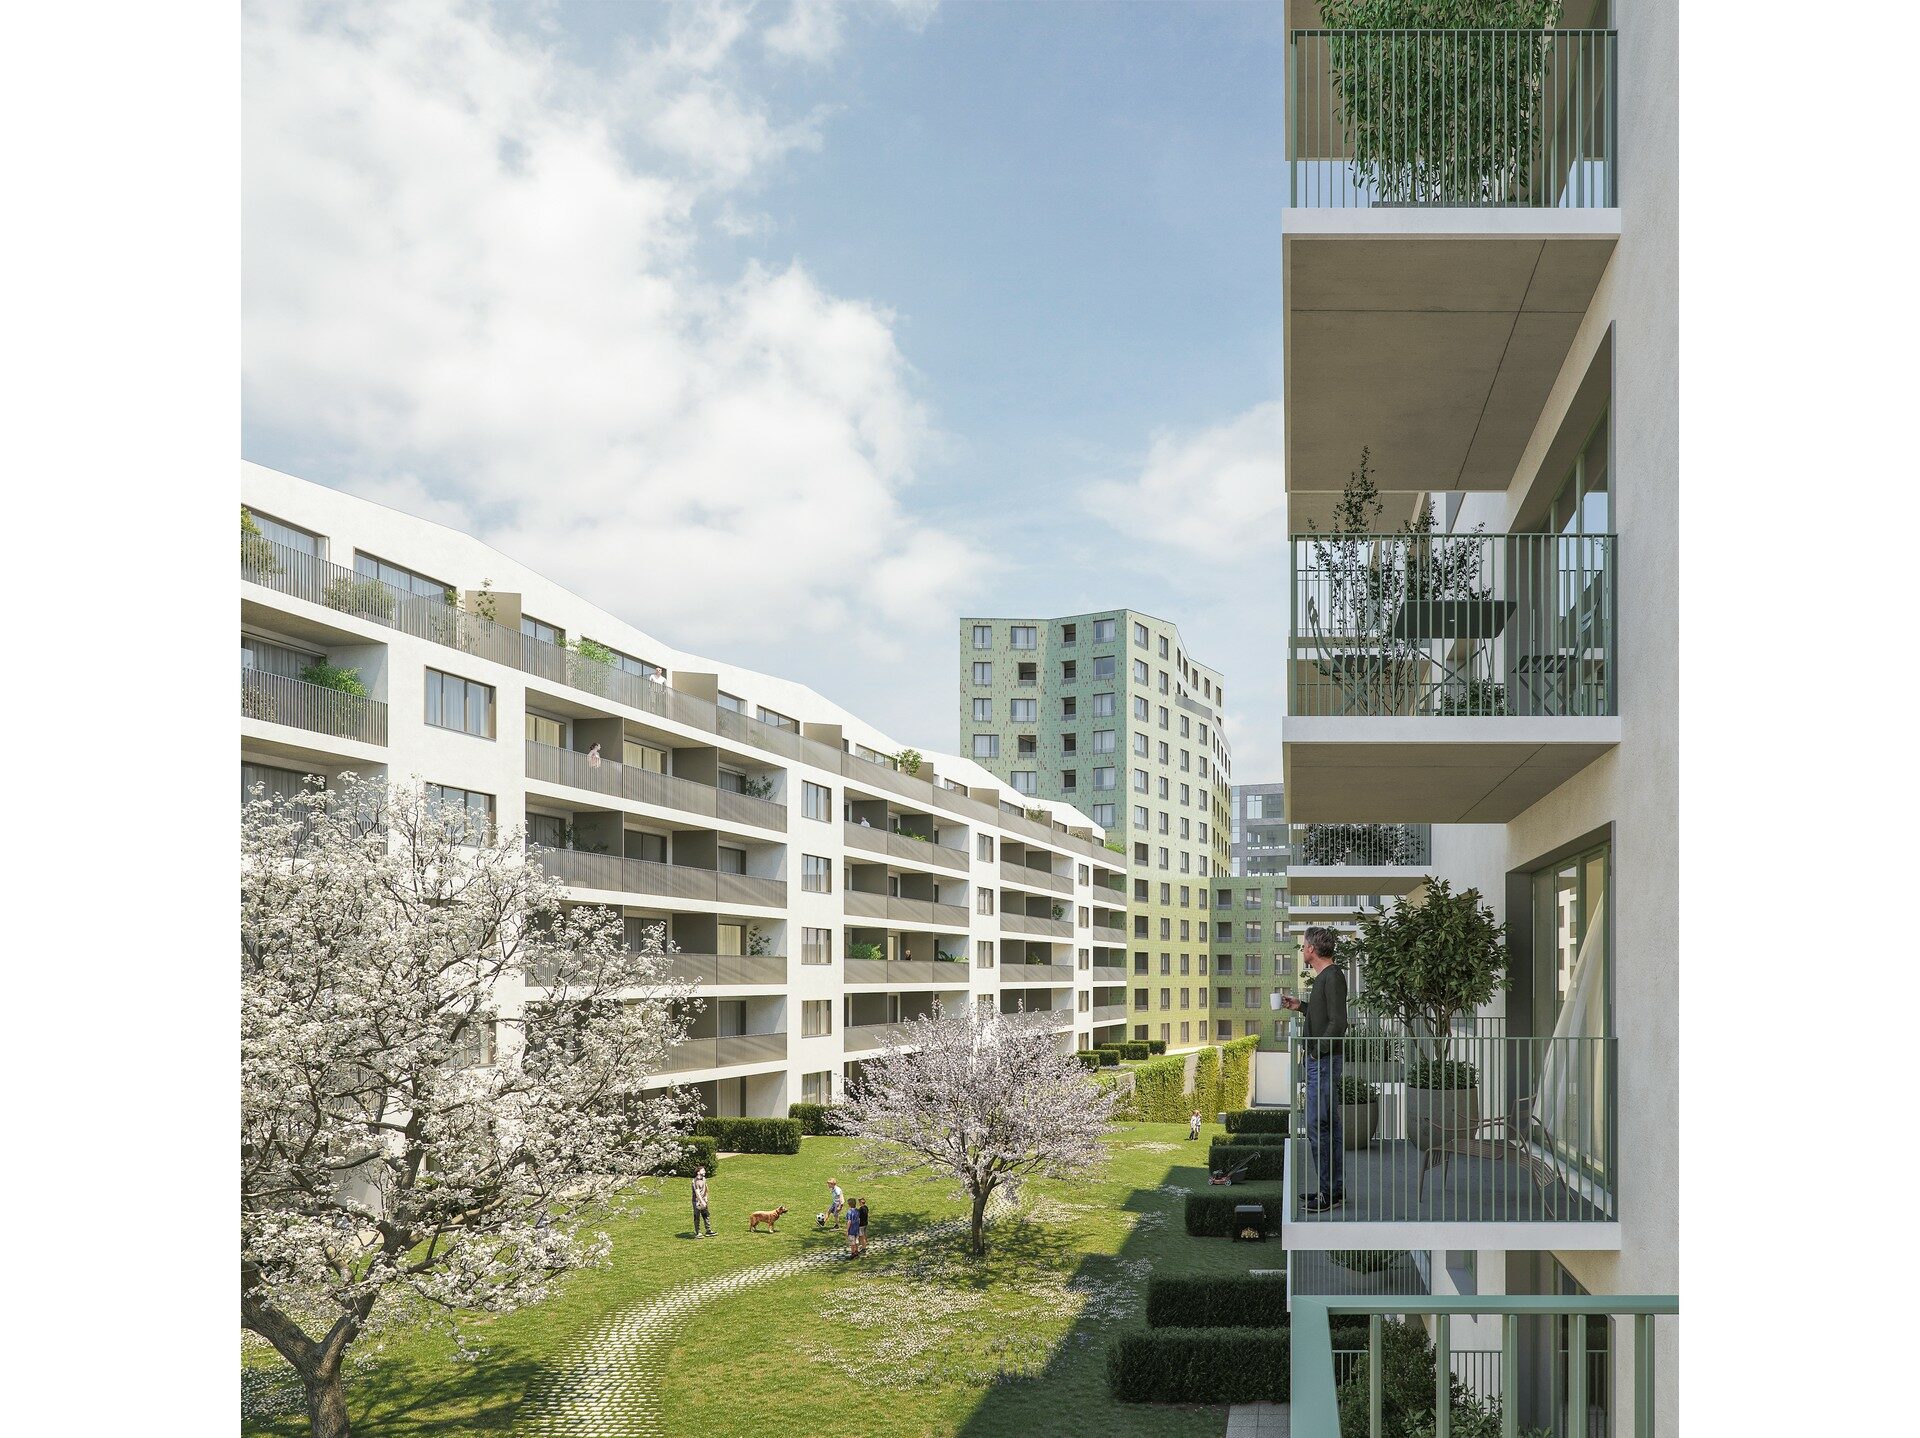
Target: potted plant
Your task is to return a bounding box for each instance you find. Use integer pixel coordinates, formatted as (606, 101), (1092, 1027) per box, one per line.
(894, 748), (923, 777)
(1402, 1057), (1480, 1154)
(1338, 1074), (1380, 1149)
(847, 942), (884, 964)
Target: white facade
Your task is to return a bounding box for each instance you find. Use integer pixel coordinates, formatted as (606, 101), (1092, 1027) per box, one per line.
(241, 463), (1128, 1115)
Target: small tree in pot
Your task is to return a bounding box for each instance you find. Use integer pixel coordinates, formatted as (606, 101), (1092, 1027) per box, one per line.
(1338, 1074), (1381, 1149)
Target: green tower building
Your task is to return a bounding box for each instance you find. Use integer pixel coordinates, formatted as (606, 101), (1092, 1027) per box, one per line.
(957, 610), (1230, 1050)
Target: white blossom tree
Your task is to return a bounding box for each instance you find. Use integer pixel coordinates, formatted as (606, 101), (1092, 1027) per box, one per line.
(241, 774), (697, 1438)
(833, 1009), (1116, 1257)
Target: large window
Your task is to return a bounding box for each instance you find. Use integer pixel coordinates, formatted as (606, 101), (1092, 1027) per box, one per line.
(1092, 618), (1116, 642)
(802, 1000), (833, 1037)
(356, 552), (448, 599)
(802, 855), (832, 893)
(1548, 410), (1611, 536)
(801, 781), (831, 822)
(248, 510), (324, 558)
(972, 624), (993, 649)
(757, 706), (796, 731)
(973, 734), (1000, 759)
(802, 927), (832, 965)
(1092, 767), (1116, 791)
(1012, 771), (1037, 795)
(241, 761), (316, 806)
(973, 661), (993, 685)
(521, 614), (564, 647)
(1092, 693), (1115, 717)
(1010, 698), (1037, 723)
(1091, 656), (1115, 680)
(525, 712), (565, 748)
(973, 697), (993, 720)
(425, 668), (495, 738)
(426, 783), (494, 843)
(1010, 625), (1037, 650)
(802, 1070), (834, 1104)
(1091, 803), (1115, 826)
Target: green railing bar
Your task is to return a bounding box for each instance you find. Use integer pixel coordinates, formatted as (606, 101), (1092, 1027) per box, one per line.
(1319, 1296), (1675, 1317)
(1434, 1311), (1451, 1438)
(1568, 1312), (1588, 1435)
(1369, 1313), (1384, 1436)
(1634, 1312), (1656, 1438)
(1501, 1313), (1518, 1438)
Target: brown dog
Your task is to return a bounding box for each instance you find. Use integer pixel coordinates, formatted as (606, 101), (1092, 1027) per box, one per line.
(746, 1205), (788, 1233)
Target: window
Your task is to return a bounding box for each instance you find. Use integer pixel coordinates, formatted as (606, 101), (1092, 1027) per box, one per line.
(1092, 692), (1115, 718)
(629, 830), (668, 864)
(716, 691), (744, 713)
(802, 927), (832, 965)
(1093, 618), (1116, 642)
(1077, 990), (1091, 1012)
(242, 761), (317, 807)
(1061, 623), (1077, 644)
(801, 781), (831, 822)
(1017, 662), (1037, 684)
(973, 734), (1000, 759)
(756, 706), (796, 731)
(973, 697), (993, 721)
(521, 614), (564, 647)
(1091, 655), (1116, 680)
(717, 846), (746, 875)
(1092, 767), (1116, 791)
(625, 739), (666, 771)
(1093, 730), (1116, 754)
(1158, 705), (1170, 728)
(1245, 922), (1262, 943)
(525, 712), (565, 748)
(972, 624), (994, 649)
(802, 1070), (834, 1105)
(1245, 890), (1262, 909)
(1132, 733), (1148, 756)
(977, 889), (995, 915)
(1133, 622), (1149, 647)
(425, 784), (493, 843)
(802, 855), (832, 893)
(802, 1000), (833, 1037)
(1132, 769), (1148, 793)
(973, 661), (993, 685)
(1010, 698), (1037, 722)
(1159, 988), (1171, 1010)
(1062, 733), (1077, 754)
(1133, 953), (1148, 974)
(977, 834), (995, 861)
(1091, 803), (1115, 826)
(976, 940), (996, 968)
(587, 639), (664, 682)
(1133, 806), (1149, 828)
(1158, 671), (1170, 694)
(1135, 988), (1149, 1009)
(246, 509), (324, 558)
(1010, 625), (1037, 650)
(1061, 770), (1077, 791)
(354, 551), (447, 599)
(1159, 635), (1169, 658)
(1060, 660), (1076, 681)
(1012, 771), (1037, 795)
(1062, 696), (1077, 719)
(1132, 659), (1149, 683)
(425, 669), (495, 738)
(1217, 987), (1233, 1008)
(1133, 696), (1149, 721)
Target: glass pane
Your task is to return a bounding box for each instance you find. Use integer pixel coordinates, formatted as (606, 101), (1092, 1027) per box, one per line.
(1579, 419), (1610, 534)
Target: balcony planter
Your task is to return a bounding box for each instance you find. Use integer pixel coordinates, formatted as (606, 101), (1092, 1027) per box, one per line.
(1402, 1058), (1479, 1154)
(1338, 1075), (1380, 1150)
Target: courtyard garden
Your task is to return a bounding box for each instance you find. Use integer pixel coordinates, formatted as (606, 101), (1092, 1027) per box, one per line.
(241, 1119), (1291, 1437)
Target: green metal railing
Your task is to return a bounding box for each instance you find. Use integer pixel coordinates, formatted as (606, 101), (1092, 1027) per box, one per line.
(1290, 531), (1616, 718)
(1292, 1295), (1674, 1438)
(1289, 1025), (1615, 1226)
(1293, 823), (1433, 867)
(1288, 29), (1617, 208)
(240, 666), (389, 746)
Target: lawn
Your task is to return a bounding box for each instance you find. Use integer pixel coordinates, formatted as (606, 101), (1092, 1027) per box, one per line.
(242, 1121), (1290, 1437)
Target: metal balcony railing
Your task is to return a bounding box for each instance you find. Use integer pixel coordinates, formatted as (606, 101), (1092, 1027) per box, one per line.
(843, 821), (968, 871)
(241, 667), (389, 746)
(843, 891), (971, 928)
(658, 1030), (788, 1073)
(1000, 912), (1074, 940)
(1290, 531), (1616, 718)
(533, 848), (786, 907)
(1288, 1025), (1616, 1227)
(998, 858), (1073, 894)
(526, 741), (786, 831)
(1092, 1004), (1127, 1024)
(1002, 962), (1078, 985)
(842, 959), (969, 986)
(1091, 924), (1128, 946)
(1091, 964), (1129, 984)
(663, 953), (788, 986)
(1288, 28), (1618, 209)
(843, 1021), (919, 1054)
(1291, 823), (1433, 868)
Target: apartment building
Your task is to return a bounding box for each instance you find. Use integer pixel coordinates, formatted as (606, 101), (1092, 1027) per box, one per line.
(240, 463), (1128, 1116)
(956, 610), (1230, 1050)
(1278, 1), (1676, 1434)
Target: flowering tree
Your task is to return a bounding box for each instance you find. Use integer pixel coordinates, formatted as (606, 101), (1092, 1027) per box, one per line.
(833, 1010), (1116, 1257)
(241, 775), (697, 1438)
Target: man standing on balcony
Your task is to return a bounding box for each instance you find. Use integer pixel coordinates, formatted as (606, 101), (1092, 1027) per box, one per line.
(1280, 927), (1348, 1212)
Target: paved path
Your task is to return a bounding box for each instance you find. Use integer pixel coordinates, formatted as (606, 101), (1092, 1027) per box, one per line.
(1225, 1401), (1290, 1437)
(520, 1201), (1002, 1436)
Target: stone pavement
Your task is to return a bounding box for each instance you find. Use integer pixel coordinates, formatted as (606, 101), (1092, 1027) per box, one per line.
(1225, 1401), (1290, 1437)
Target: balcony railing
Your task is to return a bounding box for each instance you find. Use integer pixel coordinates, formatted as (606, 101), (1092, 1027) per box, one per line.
(843, 1021), (919, 1054)
(1091, 924), (1127, 946)
(1291, 823), (1433, 867)
(526, 741), (786, 831)
(998, 859), (1073, 894)
(1091, 964), (1128, 984)
(1000, 912), (1074, 940)
(241, 667), (388, 746)
(843, 959), (970, 986)
(1002, 962), (1078, 985)
(1291, 1295), (1674, 1438)
(843, 891), (972, 928)
(658, 1030), (788, 1073)
(1290, 531), (1616, 718)
(1092, 1004), (1127, 1025)
(1288, 1027), (1616, 1227)
(533, 848), (786, 908)
(1288, 28), (1617, 209)
(843, 821), (968, 872)
(663, 953), (788, 987)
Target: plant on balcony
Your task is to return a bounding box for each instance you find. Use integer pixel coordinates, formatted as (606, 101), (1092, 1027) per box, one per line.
(1434, 677), (1510, 716)
(242, 775), (697, 1438)
(745, 925), (771, 957)
(739, 774), (775, 800)
(240, 505), (280, 577)
(1335, 1315), (1543, 1438)
(1051, 903), (1066, 920)
(320, 573), (397, 622)
(1349, 876), (1509, 1063)
(1300, 822), (1424, 867)
(1329, 1248), (1408, 1275)
(1320, 0), (1564, 208)
(848, 942), (884, 963)
(894, 747), (923, 777)
(935, 949), (964, 963)
(240, 672), (277, 720)
(564, 636), (616, 696)
(297, 661), (368, 697)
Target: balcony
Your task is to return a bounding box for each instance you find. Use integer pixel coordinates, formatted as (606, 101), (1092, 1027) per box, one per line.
(843, 821), (968, 872)
(1091, 964), (1128, 984)
(1285, 1027), (1619, 1249)
(843, 959), (970, 987)
(1288, 822), (1430, 897)
(1091, 923), (1127, 946)
(843, 1021), (918, 1054)
(663, 953), (788, 987)
(534, 848), (786, 908)
(1283, 24), (1618, 530)
(1092, 1004), (1127, 1025)
(1000, 911), (1074, 940)
(658, 1030), (788, 1074)
(998, 858), (1073, 895)
(527, 741), (786, 832)
(1286, 530), (1619, 821)
(843, 890), (971, 929)
(1001, 962), (1078, 986)
(241, 667), (388, 747)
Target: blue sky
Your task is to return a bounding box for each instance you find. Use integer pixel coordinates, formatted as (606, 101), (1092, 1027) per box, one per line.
(243, 0), (1291, 775)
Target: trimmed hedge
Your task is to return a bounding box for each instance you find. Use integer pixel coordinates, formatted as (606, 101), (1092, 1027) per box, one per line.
(787, 1102), (841, 1136)
(1221, 1034), (1258, 1112)
(1192, 1046), (1222, 1122)
(1217, 1131), (1290, 1146)
(1107, 1328), (1289, 1404)
(1208, 1140), (1285, 1180)
(1145, 1273), (1287, 1328)
(1117, 1040), (1152, 1060)
(693, 1117), (802, 1154)
(1092, 1047), (1121, 1066)
(1184, 1191), (1284, 1237)
(1129, 1054), (1191, 1122)
(1146, 1039), (1167, 1055)
(1075, 1051), (1102, 1070)
(662, 1134), (720, 1178)
(1223, 1107), (1291, 1134)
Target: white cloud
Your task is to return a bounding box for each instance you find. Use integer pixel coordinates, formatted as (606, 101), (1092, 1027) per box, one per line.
(243, 0), (974, 655)
(1082, 399), (1288, 557)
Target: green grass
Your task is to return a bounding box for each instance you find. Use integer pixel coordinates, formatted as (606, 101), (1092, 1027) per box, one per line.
(243, 1122), (1286, 1436)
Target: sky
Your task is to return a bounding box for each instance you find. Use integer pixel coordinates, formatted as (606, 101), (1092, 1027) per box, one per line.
(242, 0), (1292, 778)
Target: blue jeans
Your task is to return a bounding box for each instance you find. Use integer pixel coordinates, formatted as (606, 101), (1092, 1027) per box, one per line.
(1304, 1053), (1344, 1201)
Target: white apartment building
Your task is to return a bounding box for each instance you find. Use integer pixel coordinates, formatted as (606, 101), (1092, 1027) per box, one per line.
(240, 463), (1129, 1117)
(1279, 2), (1675, 1434)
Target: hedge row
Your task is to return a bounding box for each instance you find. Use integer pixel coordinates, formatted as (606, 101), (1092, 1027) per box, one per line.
(1106, 1329), (1290, 1404)
(1184, 1191), (1284, 1237)
(786, 1103), (841, 1136)
(692, 1117), (802, 1154)
(661, 1134), (720, 1177)
(1128, 1053), (1191, 1122)
(1220, 1035), (1258, 1113)
(1207, 1140), (1285, 1180)
(1192, 1046), (1222, 1123)
(1144, 1273), (1287, 1329)
(1116, 1040), (1152, 1060)
(1075, 1047), (1122, 1068)
(1217, 1131), (1289, 1147)
(1147, 1039), (1167, 1055)
(1222, 1107), (1291, 1134)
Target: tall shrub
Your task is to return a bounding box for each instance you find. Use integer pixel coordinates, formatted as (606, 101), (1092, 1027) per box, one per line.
(1350, 877), (1509, 1061)
(1221, 1035), (1258, 1112)
(1130, 1054), (1189, 1123)
(1192, 1046), (1221, 1122)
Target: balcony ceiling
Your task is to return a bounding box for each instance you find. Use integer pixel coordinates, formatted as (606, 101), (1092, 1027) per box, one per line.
(1283, 226), (1616, 510)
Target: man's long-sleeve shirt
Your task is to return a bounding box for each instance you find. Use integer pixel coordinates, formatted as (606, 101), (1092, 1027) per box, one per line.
(1303, 963), (1350, 1045)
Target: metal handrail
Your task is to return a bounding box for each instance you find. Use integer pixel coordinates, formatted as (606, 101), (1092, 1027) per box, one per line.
(240, 667), (389, 746)
(1291, 823), (1433, 867)
(843, 821), (968, 871)
(526, 740), (787, 830)
(998, 858), (1073, 894)
(532, 848), (786, 907)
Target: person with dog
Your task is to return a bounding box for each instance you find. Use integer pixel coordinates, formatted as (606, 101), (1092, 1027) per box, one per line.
(844, 1195), (863, 1256)
(690, 1166), (714, 1238)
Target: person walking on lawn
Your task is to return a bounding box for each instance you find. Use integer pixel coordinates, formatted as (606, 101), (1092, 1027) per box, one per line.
(854, 1198), (870, 1256)
(1279, 926), (1349, 1212)
(690, 1166), (714, 1237)
(826, 1178), (846, 1227)
(1188, 1109), (1202, 1141)
(844, 1196), (864, 1257)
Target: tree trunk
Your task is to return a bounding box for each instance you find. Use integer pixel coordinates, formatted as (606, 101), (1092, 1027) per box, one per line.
(305, 1369), (352, 1438)
(969, 1185), (990, 1257)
